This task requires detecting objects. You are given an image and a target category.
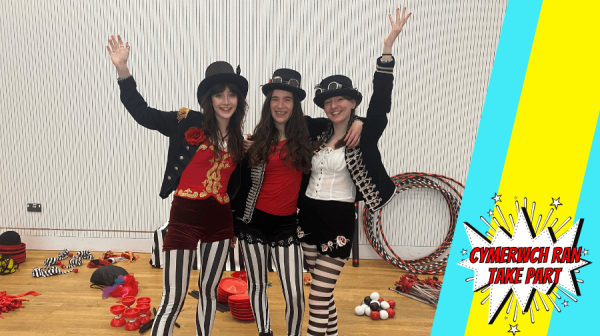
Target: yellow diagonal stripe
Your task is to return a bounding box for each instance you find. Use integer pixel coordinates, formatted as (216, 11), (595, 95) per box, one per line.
(464, 0), (600, 335)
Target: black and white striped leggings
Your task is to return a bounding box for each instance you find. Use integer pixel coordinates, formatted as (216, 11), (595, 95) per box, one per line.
(240, 240), (305, 336)
(302, 242), (346, 336)
(151, 239), (230, 336)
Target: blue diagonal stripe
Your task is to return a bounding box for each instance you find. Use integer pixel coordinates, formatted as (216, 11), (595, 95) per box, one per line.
(431, 1), (543, 335)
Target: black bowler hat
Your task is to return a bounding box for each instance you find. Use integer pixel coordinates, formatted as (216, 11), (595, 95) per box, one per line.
(0, 231), (21, 246)
(261, 68), (306, 101)
(197, 61), (249, 104)
(313, 75), (362, 108)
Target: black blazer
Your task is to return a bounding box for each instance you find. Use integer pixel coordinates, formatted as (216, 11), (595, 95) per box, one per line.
(118, 76), (241, 200)
(300, 57), (397, 212)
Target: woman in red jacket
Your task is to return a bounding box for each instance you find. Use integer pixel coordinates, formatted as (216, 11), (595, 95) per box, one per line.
(107, 35), (247, 336)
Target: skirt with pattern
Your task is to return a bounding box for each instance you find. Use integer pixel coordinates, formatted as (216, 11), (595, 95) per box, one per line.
(297, 197), (354, 259)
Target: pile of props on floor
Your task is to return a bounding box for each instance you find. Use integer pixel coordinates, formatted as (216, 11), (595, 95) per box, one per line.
(91, 265), (152, 332)
(0, 231), (27, 265)
(31, 249), (94, 277)
(109, 296), (153, 331)
(363, 173), (464, 274)
(88, 251), (139, 268)
(354, 292), (397, 320)
(88, 264), (139, 299)
(389, 274), (442, 308)
(0, 291), (39, 319)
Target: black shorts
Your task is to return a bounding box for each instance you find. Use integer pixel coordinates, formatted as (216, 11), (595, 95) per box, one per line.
(236, 208), (299, 247)
(297, 197), (354, 259)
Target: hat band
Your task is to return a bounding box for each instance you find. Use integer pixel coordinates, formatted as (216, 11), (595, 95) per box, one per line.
(314, 81), (355, 95)
(270, 76), (300, 88)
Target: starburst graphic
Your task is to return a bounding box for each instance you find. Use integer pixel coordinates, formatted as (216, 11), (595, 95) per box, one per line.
(458, 197), (591, 324)
(551, 197), (563, 210)
(492, 193), (502, 203)
(508, 324), (520, 335)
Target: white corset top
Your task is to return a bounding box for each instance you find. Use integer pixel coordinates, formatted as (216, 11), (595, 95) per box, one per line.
(305, 146), (356, 202)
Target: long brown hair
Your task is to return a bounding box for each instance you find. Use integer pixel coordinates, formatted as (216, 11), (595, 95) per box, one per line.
(199, 83), (247, 163)
(248, 91), (312, 173)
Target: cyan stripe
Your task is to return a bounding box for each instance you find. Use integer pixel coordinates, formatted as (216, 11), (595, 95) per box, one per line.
(547, 116), (599, 335)
(431, 1), (543, 334)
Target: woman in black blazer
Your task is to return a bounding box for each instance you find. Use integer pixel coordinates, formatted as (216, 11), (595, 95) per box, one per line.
(107, 35), (247, 336)
(297, 8), (412, 336)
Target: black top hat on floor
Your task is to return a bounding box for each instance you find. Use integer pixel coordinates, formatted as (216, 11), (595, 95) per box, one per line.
(313, 75), (362, 108)
(261, 68), (306, 101)
(0, 231), (21, 246)
(197, 61), (249, 104)
(0, 231), (26, 264)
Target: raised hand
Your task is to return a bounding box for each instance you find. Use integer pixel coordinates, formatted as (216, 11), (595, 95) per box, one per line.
(383, 7), (412, 50)
(106, 35), (131, 78)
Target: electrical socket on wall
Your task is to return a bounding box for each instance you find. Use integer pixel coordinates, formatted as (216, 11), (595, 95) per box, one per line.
(27, 203), (42, 212)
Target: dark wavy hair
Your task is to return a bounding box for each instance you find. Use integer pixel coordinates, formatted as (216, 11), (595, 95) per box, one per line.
(314, 96), (357, 150)
(248, 91), (312, 173)
(199, 83), (247, 163)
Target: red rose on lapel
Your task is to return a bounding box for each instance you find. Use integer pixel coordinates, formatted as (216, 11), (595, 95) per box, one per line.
(185, 128), (206, 146)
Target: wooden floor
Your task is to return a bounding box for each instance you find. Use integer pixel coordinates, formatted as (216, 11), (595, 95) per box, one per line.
(1, 250), (441, 336)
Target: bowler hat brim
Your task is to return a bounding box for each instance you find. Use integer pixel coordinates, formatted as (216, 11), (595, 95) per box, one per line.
(197, 73), (249, 104)
(262, 83), (306, 101)
(313, 89), (363, 108)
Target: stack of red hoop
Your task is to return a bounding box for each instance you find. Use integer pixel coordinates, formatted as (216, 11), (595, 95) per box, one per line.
(0, 231), (26, 264)
(217, 277), (247, 303)
(228, 293), (254, 321)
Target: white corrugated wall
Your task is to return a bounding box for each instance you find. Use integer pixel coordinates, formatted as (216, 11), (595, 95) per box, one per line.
(0, 0), (507, 258)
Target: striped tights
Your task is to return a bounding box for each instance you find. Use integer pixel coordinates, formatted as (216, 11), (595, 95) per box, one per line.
(151, 239), (230, 336)
(240, 240), (305, 336)
(302, 242), (345, 336)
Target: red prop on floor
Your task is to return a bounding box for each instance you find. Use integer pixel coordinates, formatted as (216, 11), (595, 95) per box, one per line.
(228, 293), (255, 321)
(109, 305), (126, 327)
(123, 308), (140, 331)
(217, 277), (247, 303)
(0, 291), (39, 319)
(136, 303), (151, 325)
(230, 270), (247, 282)
(108, 274), (139, 298)
(120, 296), (136, 308)
(136, 297), (151, 305)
